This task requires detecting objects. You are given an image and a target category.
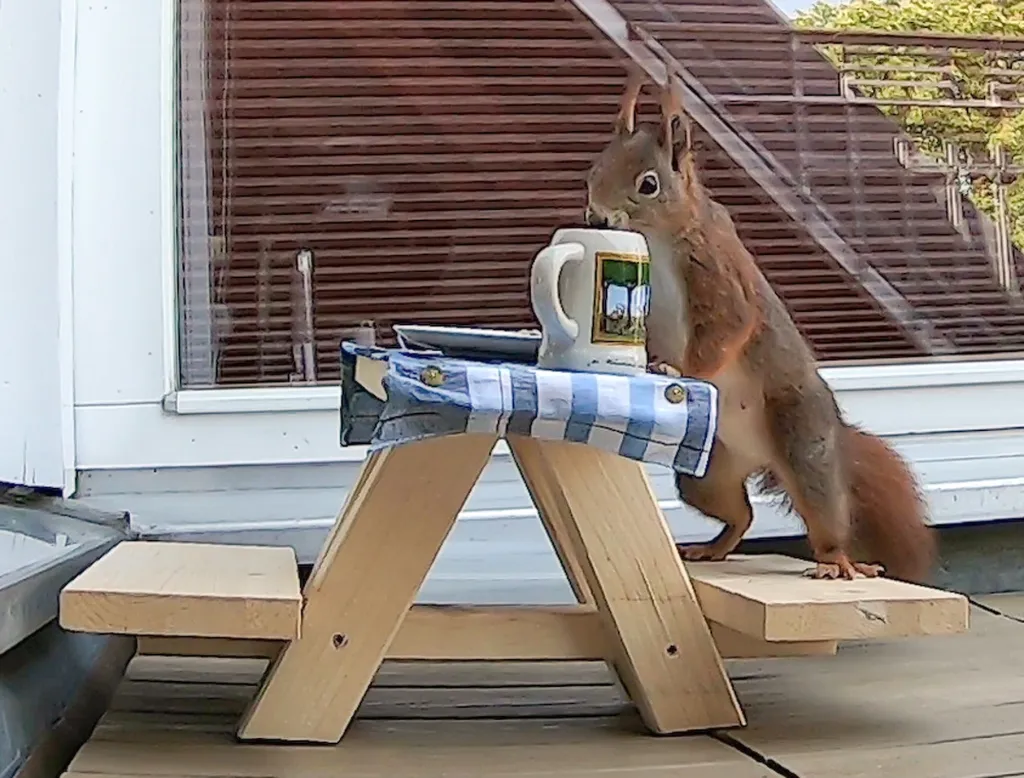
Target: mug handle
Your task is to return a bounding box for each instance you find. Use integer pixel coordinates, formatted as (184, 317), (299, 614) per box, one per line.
(530, 242), (583, 346)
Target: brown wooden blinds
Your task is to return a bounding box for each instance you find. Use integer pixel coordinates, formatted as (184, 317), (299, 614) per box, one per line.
(176, 0), (1021, 388)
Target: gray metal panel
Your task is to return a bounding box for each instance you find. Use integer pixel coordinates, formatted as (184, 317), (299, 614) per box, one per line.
(0, 626), (125, 778)
(0, 503), (126, 655)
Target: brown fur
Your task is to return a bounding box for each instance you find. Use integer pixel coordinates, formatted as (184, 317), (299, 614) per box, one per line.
(585, 75), (936, 581)
(756, 424), (937, 583)
(843, 426), (936, 582)
(672, 170), (763, 379)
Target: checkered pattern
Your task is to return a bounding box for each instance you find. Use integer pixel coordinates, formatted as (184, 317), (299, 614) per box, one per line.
(340, 343), (718, 478)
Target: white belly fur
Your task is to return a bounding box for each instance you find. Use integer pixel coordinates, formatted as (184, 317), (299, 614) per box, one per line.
(711, 361), (775, 474)
(641, 232), (773, 474)
(643, 232), (688, 364)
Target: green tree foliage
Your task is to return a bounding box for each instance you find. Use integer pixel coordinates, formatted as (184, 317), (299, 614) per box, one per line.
(793, 0), (1024, 249)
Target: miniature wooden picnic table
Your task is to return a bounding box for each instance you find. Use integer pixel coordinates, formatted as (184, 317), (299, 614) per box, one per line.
(58, 343), (969, 744)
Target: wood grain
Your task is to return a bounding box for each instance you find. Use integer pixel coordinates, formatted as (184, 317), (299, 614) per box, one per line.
(515, 437), (745, 733)
(688, 554), (970, 642)
(71, 716), (762, 778)
(60, 542), (302, 641)
(237, 434), (497, 743)
(66, 606), (1024, 778)
(728, 605), (1024, 777)
(137, 608), (837, 662)
(974, 592), (1024, 621)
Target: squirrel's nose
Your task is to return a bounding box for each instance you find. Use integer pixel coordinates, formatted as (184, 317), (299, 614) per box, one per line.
(585, 207), (609, 229)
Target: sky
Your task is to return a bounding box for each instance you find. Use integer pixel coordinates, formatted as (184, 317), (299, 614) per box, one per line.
(773, 0), (825, 17)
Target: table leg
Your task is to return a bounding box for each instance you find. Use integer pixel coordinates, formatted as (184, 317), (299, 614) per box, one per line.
(516, 437), (745, 733)
(509, 436), (593, 605)
(237, 433), (498, 743)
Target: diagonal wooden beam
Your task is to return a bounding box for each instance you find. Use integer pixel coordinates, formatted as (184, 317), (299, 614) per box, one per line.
(512, 436), (745, 733)
(564, 0), (954, 355)
(236, 434), (498, 743)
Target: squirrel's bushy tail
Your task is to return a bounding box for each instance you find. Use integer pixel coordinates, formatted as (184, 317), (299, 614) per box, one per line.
(842, 424), (937, 584)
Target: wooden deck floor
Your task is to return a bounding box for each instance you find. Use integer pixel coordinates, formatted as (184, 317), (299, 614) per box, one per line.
(67, 595), (1024, 778)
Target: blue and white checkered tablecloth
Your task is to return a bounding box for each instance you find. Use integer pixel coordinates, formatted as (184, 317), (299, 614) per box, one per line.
(339, 343), (719, 478)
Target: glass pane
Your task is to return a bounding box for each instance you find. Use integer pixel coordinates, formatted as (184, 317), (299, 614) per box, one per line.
(0, 506), (110, 586)
(175, 0), (1024, 388)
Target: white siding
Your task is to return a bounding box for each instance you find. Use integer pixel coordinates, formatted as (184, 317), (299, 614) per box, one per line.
(0, 0), (74, 491)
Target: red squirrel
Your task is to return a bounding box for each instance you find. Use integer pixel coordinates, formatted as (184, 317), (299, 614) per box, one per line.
(583, 73), (936, 582)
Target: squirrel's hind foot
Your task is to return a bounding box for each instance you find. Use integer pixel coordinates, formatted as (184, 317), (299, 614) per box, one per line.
(804, 556), (885, 580)
(677, 543), (731, 562)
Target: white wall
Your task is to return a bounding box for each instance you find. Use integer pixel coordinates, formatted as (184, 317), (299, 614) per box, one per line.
(0, 0), (75, 492)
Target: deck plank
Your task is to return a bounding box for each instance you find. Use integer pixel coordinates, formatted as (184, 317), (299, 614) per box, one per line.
(974, 592), (1024, 621)
(108, 678), (629, 720)
(79, 654), (764, 776)
(72, 718), (765, 778)
(774, 735), (1024, 778)
(66, 602), (1024, 778)
(124, 657), (617, 689)
(728, 605), (1024, 776)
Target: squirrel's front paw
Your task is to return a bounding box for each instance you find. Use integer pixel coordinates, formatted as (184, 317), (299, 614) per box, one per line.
(648, 361), (682, 378)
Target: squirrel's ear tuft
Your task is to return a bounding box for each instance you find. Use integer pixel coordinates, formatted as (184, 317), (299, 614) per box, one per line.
(677, 148), (701, 191)
(671, 114), (694, 173)
(613, 68), (644, 137)
(657, 79), (684, 153)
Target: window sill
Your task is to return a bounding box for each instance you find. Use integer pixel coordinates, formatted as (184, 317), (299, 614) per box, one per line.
(163, 358), (1024, 416)
(818, 357), (1024, 391)
(163, 384), (342, 415)
(73, 357), (1024, 472)
(160, 385), (514, 462)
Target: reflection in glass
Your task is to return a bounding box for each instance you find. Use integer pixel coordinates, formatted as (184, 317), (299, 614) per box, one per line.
(174, 1), (1024, 388)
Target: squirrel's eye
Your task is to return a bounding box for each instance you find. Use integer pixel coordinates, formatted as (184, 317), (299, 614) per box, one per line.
(637, 171), (660, 198)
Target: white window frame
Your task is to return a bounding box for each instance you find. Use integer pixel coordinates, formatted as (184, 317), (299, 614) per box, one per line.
(67, 0), (1024, 535)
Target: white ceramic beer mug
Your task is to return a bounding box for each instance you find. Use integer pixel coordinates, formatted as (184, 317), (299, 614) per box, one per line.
(530, 227), (651, 375)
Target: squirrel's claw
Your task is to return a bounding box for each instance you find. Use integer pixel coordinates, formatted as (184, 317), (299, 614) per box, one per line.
(677, 543), (730, 562)
(648, 361), (682, 378)
(804, 558), (885, 580)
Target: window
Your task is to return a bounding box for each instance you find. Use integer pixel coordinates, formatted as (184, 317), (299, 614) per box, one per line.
(175, 0), (1024, 389)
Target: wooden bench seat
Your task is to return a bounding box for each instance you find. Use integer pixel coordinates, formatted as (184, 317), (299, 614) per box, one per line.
(59, 542), (968, 654)
(59, 541), (303, 641)
(691, 554), (968, 642)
